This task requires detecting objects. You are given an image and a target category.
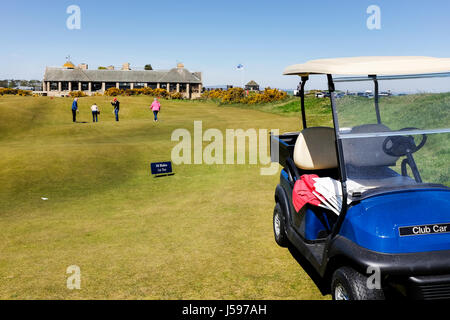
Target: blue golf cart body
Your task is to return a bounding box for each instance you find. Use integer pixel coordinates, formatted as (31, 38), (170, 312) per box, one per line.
(272, 57), (450, 300)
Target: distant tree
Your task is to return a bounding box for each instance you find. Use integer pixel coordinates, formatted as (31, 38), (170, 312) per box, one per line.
(29, 80), (42, 90)
(98, 66), (107, 70)
(20, 80), (29, 86)
(144, 64), (153, 71)
(0, 80), (8, 88)
(8, 80), (17, 88)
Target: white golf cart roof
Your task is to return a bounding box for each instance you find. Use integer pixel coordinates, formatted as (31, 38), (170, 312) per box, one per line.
(283, 56), (450, 76)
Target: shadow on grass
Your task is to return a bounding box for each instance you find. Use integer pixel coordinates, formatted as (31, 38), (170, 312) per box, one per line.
(287, 244), (330, 296)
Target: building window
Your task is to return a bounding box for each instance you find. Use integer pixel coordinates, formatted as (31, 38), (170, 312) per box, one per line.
(61, 82), (69, 91)
(50, 82), (58, 91)
(92, 82), (102, 91)
(147, 83), (157, 89)
(70, 82), (79, 91)
(119, 83), (130, 90)
(105, 82), (116, 90)
(134, 83), (145, 89)
(169, 83), (177, 92)
(179, 83), (187, 93)
(160, 83), (167, 90)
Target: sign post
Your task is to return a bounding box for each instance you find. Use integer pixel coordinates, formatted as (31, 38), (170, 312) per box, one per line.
(151, 161), (174, 178)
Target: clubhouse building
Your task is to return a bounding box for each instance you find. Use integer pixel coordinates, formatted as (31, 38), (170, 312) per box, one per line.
(42, 61), (203, 99)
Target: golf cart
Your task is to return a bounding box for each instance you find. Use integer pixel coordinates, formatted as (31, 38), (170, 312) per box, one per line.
(271, 57), (450, 300)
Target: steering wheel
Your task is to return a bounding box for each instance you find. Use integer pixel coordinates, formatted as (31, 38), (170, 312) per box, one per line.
(382, 128), (428, 157)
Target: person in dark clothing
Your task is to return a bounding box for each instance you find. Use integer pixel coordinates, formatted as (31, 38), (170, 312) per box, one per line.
(71, 98), (79, 122)
(111, 98), (120, 122)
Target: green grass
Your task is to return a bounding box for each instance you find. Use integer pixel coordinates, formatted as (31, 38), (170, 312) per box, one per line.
(0, 96), (327, 300)
(2, 93), (447, 300)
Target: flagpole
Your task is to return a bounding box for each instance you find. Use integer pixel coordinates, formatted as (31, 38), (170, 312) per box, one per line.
(237, 64), (245, 88)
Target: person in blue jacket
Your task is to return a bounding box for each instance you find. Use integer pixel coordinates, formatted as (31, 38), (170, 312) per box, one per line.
(72, 98), (79, 122)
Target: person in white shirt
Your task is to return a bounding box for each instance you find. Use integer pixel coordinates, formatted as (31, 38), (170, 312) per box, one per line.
(91, 103), (99, 123)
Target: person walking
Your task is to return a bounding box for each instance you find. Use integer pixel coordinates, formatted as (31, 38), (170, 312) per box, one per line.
(111, 98), (120, 122)
(150, 98), (161, 122)
(71, 98), (79, 123)
(91, 103), (99, 122)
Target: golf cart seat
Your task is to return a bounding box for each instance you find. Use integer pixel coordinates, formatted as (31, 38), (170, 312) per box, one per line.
(342, 124), (417, 190)
(293, 127), (339, 179)
(292, 127), (340, 235)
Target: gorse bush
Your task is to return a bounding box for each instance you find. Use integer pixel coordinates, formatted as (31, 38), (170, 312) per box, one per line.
(0, 88), (32, 96)
(222, 87), (246, 103)
(153, 88), (169, 98)
(202, 89), (226, 100)
(202, 87), (287, 104)
(104, 88), (122, 96)
(170, 92), (183, 100)
(104, 87), (169, 98)
(242, 88), (288, 104)
(69, 91), (87, 98)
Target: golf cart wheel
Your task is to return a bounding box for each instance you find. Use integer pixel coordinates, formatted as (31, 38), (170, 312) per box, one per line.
(273, 203), (289, 247)
(331, 267), (385, 300)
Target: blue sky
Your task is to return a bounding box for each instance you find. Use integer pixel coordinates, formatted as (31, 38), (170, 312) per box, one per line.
(1, 0), (450, 89)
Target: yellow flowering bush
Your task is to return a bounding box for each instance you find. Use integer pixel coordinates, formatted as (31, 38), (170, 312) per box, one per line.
(170, 92), (183, 99)
(153, 88), (169, 98)
(104, 87), (169, 98)
(0, 88), (32, 96)
(202, 87), (287, 104)
(69, 91), (87, 98)
(104, 88), (123, 96)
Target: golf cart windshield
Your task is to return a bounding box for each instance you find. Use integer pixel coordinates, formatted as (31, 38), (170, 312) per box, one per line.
(333, 74), (450, 198)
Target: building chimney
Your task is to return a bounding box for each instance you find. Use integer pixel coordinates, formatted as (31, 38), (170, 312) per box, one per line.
(107, 65), (115, 70)
(78, 63), (88, 70)
(122, 63), (131, 71)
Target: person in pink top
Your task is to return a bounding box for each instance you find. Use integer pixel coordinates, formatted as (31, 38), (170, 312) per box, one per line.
(150, 98), (161, 122)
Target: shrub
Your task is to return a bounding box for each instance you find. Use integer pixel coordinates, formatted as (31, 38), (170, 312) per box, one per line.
(170, 92), (183, 99)
(0, 88), (16, 95)
(136, 87), (154, 96)
(221, 87), (246, 103)
(244, 88), (287, 104)
(104, 87), (123, 96)
(69, 91), (87, 98)
(124, 89), (138, 96)
(17, 90), (32, 96)
(201, 89), (225, 100)
(202, 87), (287, 104)
(0, 88), (32, 96)
(154, 88), (169, 98)
(104, 87), (169, 98)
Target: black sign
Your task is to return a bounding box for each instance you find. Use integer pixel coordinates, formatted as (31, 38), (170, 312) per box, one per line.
(151, 162), (173, 176)
(399, 223), (450, 237)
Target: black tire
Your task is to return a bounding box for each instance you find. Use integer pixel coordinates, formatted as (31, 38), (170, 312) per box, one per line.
(331, 266), (385, 300)
(273, 203), (289, 247)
